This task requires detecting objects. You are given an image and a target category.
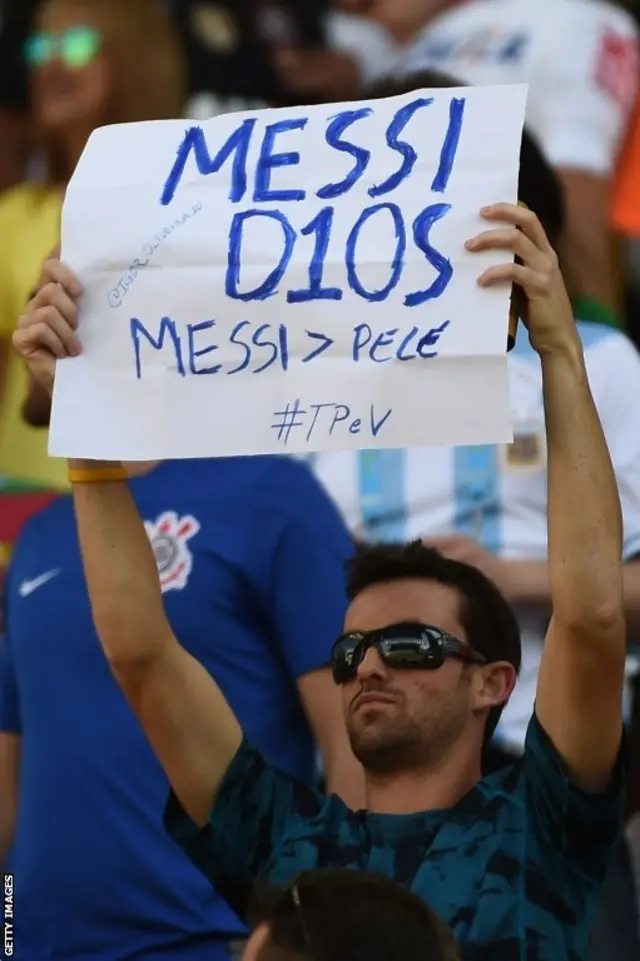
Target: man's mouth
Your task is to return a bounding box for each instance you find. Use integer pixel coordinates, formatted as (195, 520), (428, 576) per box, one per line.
(353, 691), (396, 711)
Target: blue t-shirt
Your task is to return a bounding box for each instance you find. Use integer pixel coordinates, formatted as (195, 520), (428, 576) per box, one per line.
(0, 456), (352, 961)
(166, 715), (624, 961)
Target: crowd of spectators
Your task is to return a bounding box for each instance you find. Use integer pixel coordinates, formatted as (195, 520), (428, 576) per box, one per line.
(2, 0), (640, 959)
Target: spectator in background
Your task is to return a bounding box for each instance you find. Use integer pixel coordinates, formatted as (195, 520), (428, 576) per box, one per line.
(0, 483), (57, 567)
(613, 96), (640, 245)
(309, 69), (640, 961)
(361, 0), (639, 329)
(244, 870), (460, 961)
(0, 0), (185, 491)
(0, 0), (34, 190)
(0, 15), (363, 953)
(0, 309), (361, 961)
(0, 0), (397, 163)
(612, 93), (640, 349)
(172, 0), (397, 119)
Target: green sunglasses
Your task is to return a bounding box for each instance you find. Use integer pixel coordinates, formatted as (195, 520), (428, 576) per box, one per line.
(24, 25), (101, 70)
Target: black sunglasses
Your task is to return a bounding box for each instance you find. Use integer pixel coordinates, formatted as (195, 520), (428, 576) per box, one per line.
(331, 621), (487, 685)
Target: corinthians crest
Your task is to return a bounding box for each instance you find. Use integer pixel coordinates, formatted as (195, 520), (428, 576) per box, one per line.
(144, 511), (201, 592)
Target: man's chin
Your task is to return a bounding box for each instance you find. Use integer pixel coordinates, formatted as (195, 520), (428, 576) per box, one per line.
(349, 727), (408, 775)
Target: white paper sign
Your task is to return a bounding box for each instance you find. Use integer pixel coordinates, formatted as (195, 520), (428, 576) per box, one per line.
(50, 84), (527, 460)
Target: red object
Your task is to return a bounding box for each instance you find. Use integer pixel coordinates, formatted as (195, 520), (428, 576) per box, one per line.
(0, 489), (59, 562)
(612, 97), (640, 237)
(595, 29), (639, 109)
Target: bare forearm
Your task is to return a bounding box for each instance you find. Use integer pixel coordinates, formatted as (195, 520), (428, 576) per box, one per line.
(505, 560), (640, 635)
(297, 670), (367, 808)
(69, 459), (168, 665)
(324, 744), (366, 809)
(541, 346), (623, 631)
(503, 560), (550, 606)
(69, 459), (242, 824)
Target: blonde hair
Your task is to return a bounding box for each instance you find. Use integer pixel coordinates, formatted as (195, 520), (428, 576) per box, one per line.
(36, 0), (187, 123)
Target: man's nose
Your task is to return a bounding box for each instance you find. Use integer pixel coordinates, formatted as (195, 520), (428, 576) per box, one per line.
(356, 644), (388, 680)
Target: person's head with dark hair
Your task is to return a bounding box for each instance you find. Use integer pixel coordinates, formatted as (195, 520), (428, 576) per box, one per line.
(366, 68), (565, 248)
(334, 541), (520, 780)
(244, 869), (460, 961)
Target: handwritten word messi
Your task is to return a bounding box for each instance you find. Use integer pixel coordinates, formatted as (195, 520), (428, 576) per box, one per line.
(158, 96), (465, 308)
(129, 316), (452, 379)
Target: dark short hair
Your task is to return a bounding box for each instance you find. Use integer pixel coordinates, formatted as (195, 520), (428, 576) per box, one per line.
(250, 869), (459, 961)
(365, 68), (565, 248)
(346, 541), (522, 739)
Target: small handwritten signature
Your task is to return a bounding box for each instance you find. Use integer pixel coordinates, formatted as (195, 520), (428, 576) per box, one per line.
(108, 202), (203, 308)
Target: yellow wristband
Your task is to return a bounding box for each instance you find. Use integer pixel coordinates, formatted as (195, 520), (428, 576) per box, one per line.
(68, 466), (128, 484)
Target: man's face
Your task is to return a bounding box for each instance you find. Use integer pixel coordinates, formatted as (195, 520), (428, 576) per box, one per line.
(341, 579), (480, 774)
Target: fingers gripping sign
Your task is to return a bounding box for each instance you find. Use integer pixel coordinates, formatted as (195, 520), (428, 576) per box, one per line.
(13, 257), (84, 396)
(465, 203), (576, 357)
(15, 208), (571, 414)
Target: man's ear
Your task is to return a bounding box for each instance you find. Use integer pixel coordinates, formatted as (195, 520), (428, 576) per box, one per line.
(472, 661), (517, 712)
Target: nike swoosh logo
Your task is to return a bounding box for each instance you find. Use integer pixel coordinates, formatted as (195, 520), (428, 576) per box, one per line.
(18, 569), (61, 598)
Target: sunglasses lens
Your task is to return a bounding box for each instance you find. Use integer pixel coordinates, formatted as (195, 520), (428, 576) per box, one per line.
(332, 626), (453, 682)
(380, 629), (445, 669)
(63, 27), (100, 68)
(384, 642), (427, 666)
(25, 34), (53, 68)
(332, 637), (360, 684)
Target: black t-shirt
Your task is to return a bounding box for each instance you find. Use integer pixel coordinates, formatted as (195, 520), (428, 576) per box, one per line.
(171, 0), (329, 108)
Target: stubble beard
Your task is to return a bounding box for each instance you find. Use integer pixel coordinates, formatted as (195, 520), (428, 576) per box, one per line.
(348, 701), (469, 777)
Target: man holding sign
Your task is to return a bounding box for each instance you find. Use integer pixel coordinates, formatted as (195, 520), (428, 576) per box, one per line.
(47, 83), (525, 459)
(13, 200), (626, 959)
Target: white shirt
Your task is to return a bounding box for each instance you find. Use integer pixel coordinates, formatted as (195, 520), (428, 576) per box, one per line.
(390, 0), (639, 175)
(308, 322), (640, 750)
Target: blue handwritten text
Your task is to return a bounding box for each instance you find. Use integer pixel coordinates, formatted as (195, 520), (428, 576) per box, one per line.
(271, 400), (392, 446)
(129, 316), (451, 379)
(160, 97), (465, 207)
(108, 202), (203, 308)
(226, 201), (453, 305)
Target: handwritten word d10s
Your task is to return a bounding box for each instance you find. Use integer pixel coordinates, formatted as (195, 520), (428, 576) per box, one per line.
(50, 83), (527, 461)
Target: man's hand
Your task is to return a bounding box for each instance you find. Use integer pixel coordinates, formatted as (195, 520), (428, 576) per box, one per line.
(12, 257), (82, 396)
(469, 203), (624, 792)
(466, 203), (577, 358)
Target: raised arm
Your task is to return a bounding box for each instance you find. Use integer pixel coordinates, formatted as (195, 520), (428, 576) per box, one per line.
(468, 203), (625, 791)
(12, 259), (242, 826)
(69, 460), (242, 824)
(534, 333), (624, 790)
